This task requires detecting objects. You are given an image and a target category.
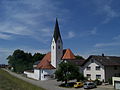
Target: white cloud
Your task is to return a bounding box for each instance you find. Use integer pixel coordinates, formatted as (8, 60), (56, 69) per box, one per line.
(0, 33), (11, 40)
(93, 0), (120, 23)
(89, 27), (97, 35)
(67, 31), (75, 38)
(78, 27), (97, 37)
(0, 0), (69, 41)
(113, 35), (120, 40)
(94, 42), (120, 47)
(102, 4), (119, 23)
(41, 28), (52, 37)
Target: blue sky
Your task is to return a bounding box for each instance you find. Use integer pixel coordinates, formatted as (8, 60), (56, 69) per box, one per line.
(0, 0), (120, 64)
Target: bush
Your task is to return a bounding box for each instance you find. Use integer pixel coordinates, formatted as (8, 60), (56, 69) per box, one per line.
(94, 79), (102, 85)
(108, 78), (112, 84)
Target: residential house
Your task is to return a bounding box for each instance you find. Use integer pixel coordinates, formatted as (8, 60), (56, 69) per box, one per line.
(82, 54), (120, 82)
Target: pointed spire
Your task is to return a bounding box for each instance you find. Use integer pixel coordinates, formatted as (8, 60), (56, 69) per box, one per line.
(53, 18), (62, 42)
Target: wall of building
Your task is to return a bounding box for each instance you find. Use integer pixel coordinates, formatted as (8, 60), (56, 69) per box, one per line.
(83, 59), (105, 81)
(24, 69), (40, 80)
(56, 37), (63, 68)
(105, 66), (120, 81)
(112, 77), (120, 86)
(40, 69), (55, 80)
(51, 37), (63, 68)
(51, 38), (57, 68)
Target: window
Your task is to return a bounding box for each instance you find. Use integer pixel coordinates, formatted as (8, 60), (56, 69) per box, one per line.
(41, 70), (43, 73)
(58, 46), (60, 49)
(114, 66), (118, 70)
(87, 74), (91, 79)
(58, 40), (60, 43)
(96, 66), (100, 70)
(96, 75), (101, 79)
(53, 46), (54, 49)
(87, 66), (91, 70)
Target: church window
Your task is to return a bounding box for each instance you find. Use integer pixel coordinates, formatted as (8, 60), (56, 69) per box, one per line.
(58, 40), (60, 43)
(53, 46), (54, 49)
(58, 46), (60, 49)
(41, 70), (43, 73)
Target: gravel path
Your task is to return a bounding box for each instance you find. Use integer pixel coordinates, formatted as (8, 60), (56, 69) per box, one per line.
(3, 69), (115, 90)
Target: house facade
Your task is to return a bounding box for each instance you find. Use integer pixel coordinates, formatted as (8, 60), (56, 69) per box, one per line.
(82, 55), (120, 82)
(24, 19), (85, 80)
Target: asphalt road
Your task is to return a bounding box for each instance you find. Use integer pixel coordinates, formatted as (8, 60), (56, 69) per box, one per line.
(3, 69), (115, 90)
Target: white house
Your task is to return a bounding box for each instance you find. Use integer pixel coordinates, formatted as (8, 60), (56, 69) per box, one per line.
(82, 54), (120, 82)
(24, 19), (85, 80)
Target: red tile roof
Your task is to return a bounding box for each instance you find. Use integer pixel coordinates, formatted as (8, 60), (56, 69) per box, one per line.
(37, 52), (55, 69)
(37, 49), (78, 69)
(62, 49), (76, 60)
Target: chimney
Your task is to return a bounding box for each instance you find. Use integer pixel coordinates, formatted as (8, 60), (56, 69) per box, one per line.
(102, 53), (104, 57)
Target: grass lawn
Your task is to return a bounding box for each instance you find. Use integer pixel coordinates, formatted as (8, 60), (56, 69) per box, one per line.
(0, 69), (45, 90)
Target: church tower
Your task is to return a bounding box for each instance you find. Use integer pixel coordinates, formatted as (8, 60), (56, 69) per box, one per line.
(51, 19), (63, 68)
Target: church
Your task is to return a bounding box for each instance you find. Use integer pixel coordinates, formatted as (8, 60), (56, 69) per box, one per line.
(24, 19), (85, 80)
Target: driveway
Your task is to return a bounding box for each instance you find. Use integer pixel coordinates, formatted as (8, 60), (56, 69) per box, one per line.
(4, 69), (115, 90)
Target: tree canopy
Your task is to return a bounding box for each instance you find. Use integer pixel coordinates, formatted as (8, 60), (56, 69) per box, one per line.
(7, 49), (45, 73)
(55, 61), (84, 85)
(32, 53), (45, 63)
(75, 55), (84, 59)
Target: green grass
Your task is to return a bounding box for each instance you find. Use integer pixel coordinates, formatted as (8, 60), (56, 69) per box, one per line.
(0, 69), (45, 90)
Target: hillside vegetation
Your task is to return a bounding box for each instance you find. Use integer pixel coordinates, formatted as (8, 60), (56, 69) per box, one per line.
(0, 69), (44, 90)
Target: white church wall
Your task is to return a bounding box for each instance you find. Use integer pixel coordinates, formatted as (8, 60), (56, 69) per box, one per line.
(51, 37), (63, 68)
(41, 69), (55, 80)
(24, 69), (40, 80)
(51, 38), (57, 68)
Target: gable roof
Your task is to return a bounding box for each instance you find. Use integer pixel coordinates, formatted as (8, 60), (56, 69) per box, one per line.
(82, 55), (120, 66)
(37, 52), (55, 69)
(53, 19), (62, 43)
(36, 49), (84, 69)
(62, 49), (76, 60)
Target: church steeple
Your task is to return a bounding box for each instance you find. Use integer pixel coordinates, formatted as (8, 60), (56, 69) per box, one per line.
(53, 18), (62, 43)
(51, 18), (63, 68)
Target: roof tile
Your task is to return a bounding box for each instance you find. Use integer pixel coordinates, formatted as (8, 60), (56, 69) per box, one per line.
(62, 49), (76, 60)
(37, 52), (55, 69)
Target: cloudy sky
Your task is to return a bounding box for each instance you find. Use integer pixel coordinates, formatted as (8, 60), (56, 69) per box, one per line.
(0, 0), (120, 64)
